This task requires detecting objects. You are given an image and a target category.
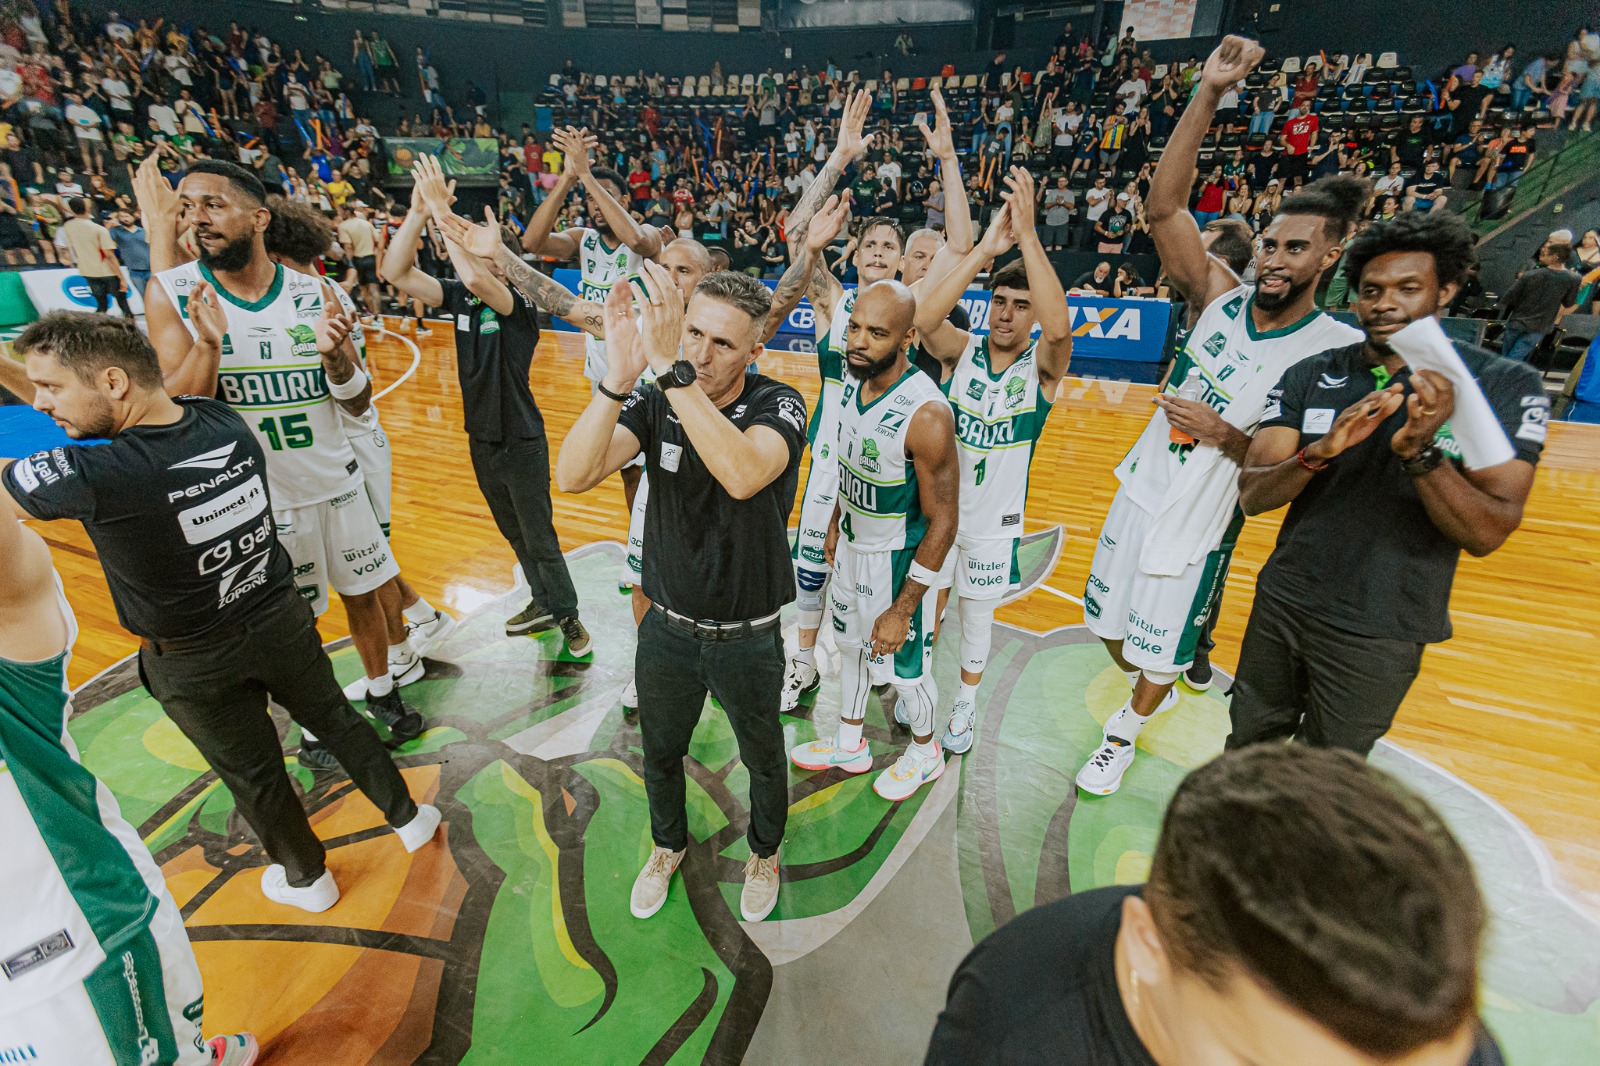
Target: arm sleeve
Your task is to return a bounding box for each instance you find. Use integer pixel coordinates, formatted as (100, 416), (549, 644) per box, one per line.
(615, 384), (657, 453)
(3, 446), (98, 521)
(924, 943), (1000, 1066)
(1484, 360), (1549, 465)
(1259, 357), (1315, 432)
(746, 383), (809, 464)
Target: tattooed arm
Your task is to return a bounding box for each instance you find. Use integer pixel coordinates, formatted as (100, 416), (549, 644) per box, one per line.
(786, 88), (875, 250)
(434, 208), (606, 338)
(764, 193), (849, 343)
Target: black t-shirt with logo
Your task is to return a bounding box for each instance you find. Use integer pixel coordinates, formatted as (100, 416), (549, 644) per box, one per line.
(926, 883), (1507, 1065)
(912, 303), (972, 383)
(441, 278), (544, 443)
(1257, 341), (1547, 643)
(617, 374), (807, 621)
(2, 398), (293, 641)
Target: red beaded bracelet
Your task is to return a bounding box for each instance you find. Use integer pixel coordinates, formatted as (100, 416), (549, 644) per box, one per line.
(1296, 447), (1329, 472)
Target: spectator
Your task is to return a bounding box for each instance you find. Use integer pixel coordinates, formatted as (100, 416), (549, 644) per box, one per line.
(1040, 175), (1074, 250)
(108, 208), (151, 300)
(1499, 242), (1582, 362)
(1071, 260), (1114, 294)
(57, 197), (132, 315)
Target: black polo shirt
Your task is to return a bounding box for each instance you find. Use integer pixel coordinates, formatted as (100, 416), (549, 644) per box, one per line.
(926, 883), (1506, 1066)
(1256, 341), (1547, 643)
(617, 374), (807, 621)
(2, 398), (294, 641)
(912, 302), (971, 383)
(441, 279), (544, 443)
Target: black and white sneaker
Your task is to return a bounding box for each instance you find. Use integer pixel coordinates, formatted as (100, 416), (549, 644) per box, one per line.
(559, 616), (593, 657)
(367, 689), (425, 742)
(780, 658), (820, 713)
(1183, 654), (1214, 692)
(298, 736), (341, 771)
(506, 602), (556, 636)
(406, 609), (457, 657)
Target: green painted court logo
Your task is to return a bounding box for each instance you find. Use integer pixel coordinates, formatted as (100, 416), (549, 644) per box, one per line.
(285, 325), (318, 360)
(859, 437), (881, 474)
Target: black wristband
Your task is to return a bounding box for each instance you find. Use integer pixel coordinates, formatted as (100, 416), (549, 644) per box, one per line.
(1399, 442), (1446, 476)
(595, 380), (631, 403)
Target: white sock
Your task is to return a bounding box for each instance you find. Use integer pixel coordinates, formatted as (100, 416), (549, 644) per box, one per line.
(909, 738), (939, 761)
(302, 729), (319, 742)
(402, 598), (437, 624)
(838, 718), (864, 751)
(367, 672), (395, 698)
(1122, 667), (1142, 689)
(389, 640), (413, 662)
(957, 681), (978, 706)
(794, 645), (816, 667)
(1108, 702), (1147, 744)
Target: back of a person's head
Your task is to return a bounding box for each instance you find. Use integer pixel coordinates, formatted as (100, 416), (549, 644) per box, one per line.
(263, 194), (336, 266)
(68, 196), (89, 217)
(1277, 173), (1372, 242)
(1145, 745), (1484, 1057)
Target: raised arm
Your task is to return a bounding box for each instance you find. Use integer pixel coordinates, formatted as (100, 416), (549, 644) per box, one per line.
(914, 87), (972, 255)
(764, 192), (848, 343)
(555, 126), (663, 258)
(555, 282), (647, 494)
(913, 204), (1017, 365)
(437, 209), (605, 337)
(786, 89), (875, 249)
(133, 152), (188, 272)
(412, 156), (514, 315)
(1002, 168), (1071, 387)
(1148, 35), (1263, 306)
(378, 167), (445, 306)
(519, 161), (583, 259)
(147, 277), (228, 397)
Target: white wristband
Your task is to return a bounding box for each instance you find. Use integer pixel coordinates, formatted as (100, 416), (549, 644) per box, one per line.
(909, 561), (940, 588)
(327, 366), (368, 400)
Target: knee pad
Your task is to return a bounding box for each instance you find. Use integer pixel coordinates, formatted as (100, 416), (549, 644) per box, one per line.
(958, 598), (998, 675)
(893, 677), (938, 737)
(796, 568), (828, 628)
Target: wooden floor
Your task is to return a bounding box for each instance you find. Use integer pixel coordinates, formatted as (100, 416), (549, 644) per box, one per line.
(40, 322), (1600, 913)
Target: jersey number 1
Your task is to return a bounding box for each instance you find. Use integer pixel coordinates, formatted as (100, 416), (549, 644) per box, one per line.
(259, 413), (314, 450)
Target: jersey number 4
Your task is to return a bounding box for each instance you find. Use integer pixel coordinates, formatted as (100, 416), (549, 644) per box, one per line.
(259, 413), (314, 450)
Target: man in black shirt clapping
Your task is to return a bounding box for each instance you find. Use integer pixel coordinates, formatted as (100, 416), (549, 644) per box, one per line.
(2, 314), (439, 914)
(557, 264), (806, 925)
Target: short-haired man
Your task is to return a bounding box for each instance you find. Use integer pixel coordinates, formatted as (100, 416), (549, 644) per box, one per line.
(2, 314), (439, 913)
(1233, 211), (1545, 753)
(335, 201), (381, 321)
(927, 744), (1507, 1065)
(912, 168), (1073, 755)
(557, 265), (807, 923)
(1497, 241), (1581, 363)
(1077, 37), (1367, 797)
(788, 278), (960, 798)
(58, 197), (133, 316)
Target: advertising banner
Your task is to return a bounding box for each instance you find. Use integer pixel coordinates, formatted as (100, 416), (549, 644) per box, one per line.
(384, 138), (502, 180)
(19, 268), (146, 317)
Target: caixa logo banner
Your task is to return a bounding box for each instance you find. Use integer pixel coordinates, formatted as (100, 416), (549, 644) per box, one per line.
(545, 269), (1170, 363)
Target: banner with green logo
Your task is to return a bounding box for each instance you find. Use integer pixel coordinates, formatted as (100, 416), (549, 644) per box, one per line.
(384, 138), (502, 181)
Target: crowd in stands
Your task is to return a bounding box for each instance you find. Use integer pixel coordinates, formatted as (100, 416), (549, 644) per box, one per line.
(0, 0), (1596, 309)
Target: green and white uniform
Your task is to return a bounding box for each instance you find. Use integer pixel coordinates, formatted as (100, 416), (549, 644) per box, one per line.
(1085, 284), (1361, 672)
(0, 574), (208, 1065)
(793, 289), (856, 575)
(937, 334), (1054, 599)
(155, 261), (399, 614)
(577, 230), (642, 384)
(330, 283), (395, 536)
(830, 364), (946, 684)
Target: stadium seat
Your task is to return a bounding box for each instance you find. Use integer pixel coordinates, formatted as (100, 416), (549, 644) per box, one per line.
(897, 77), (910, 91)
(962, 74), (979, 88)
(742, 73), (755, 89)
(928, 75), (943, 90)
(1281, 57), (1301, 74)
(1377, 52), (1399, 68)
(1153, 64), (1168, 79)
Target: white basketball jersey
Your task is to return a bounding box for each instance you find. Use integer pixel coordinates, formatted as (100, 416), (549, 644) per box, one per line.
(1114, 284), (1362, 513)
(836, 364), (947, 552)
(577, 229), (642, 381)
(807, 289), (857, 461)
(156, 262), (362, 508)
(944, 334), (1052, 541)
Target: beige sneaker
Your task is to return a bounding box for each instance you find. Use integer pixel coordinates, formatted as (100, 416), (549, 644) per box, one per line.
(630, 845), (684, 919)
(740, 849), (781, 921)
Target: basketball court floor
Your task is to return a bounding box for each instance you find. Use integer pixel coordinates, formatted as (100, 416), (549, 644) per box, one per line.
(38, 326), (1600, 1064)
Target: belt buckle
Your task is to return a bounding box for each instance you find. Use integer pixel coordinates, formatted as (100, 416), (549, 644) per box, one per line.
(693, 618), (720, 641)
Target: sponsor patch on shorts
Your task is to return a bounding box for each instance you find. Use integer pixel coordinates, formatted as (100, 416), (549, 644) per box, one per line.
(2, 930), (74, 980)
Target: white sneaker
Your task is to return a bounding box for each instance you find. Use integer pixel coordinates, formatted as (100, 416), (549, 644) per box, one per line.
(630, 845), (685, 919)
(341, 645), (427, 701)
(261, 865), (340, 913)
(740, 849), (781, 921)
(621, 678), (639, 710)
(790, 734), (873, 774)
(415, 326), (433, 337)
(942, 699), (977, 754)
(780, 657), (820, 712)
(394, 804), (441, 853)
(406, 609), (457, 657)
(1076, 737), (1138, 796)
(873, 744), (944, 801)
(1099, 688), (1180, 744)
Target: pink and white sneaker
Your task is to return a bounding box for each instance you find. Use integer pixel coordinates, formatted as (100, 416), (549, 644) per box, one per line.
(209, 1033), (259, 1065)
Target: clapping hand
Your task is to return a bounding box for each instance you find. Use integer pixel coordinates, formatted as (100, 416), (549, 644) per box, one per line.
(1001, 165), (1038, 228)
(600, 280), (646, 392)
(632, 259), (684, 375)
(1304, 385), (1407, 462)
(314, 288), (356, 357)
(553, 126), (599, 178)
(435, 206), (505, 261)
(1390, 369), (1456, 458)
(978, 202), (1018, 260)
(186, 280), (228, 349)
(805, 193), (850, 253)
(831, 90), (877, 165)
(411, 154), (457, 218)
(133, 152), (179, 230)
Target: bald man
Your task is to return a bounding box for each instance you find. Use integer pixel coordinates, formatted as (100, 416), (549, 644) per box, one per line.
(790, 280), (961, 802)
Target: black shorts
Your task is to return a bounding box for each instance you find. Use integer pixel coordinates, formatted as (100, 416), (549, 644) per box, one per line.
(354, 255), (378, 285)
(0, 220), (30, 250)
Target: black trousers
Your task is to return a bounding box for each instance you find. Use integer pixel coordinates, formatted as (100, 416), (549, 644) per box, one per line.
(138, 586), (418, 886)
(635, 609), (787, 858)
(86, 274), (133, 316)
(469, 434), (578, 618)
(1225, 589), (1426, 756)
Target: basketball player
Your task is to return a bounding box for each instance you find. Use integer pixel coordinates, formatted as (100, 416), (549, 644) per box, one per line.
(1076, 36), (1368, 797)
(911, 169), (1074, 756)
(262, 196), (458, 707)
(144, 161), (425, 756)
(789, 280), (960, 801)
(522, 125), (665, 529)
(0, 461), (258, 1065)
(769, 88), (973, 711)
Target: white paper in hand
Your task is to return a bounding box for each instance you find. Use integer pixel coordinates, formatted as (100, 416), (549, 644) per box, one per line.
(1385, 317), (1515, 470)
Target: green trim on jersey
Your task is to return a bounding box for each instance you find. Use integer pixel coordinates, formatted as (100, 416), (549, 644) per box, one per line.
(1243, 295), (1326, 342)
(809, 340), (845, 444)
(83, 925), (183, 1066)
(0, 652), (157, 955)
(199, 260), (286, 313)
(853, 365), (921, 415)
